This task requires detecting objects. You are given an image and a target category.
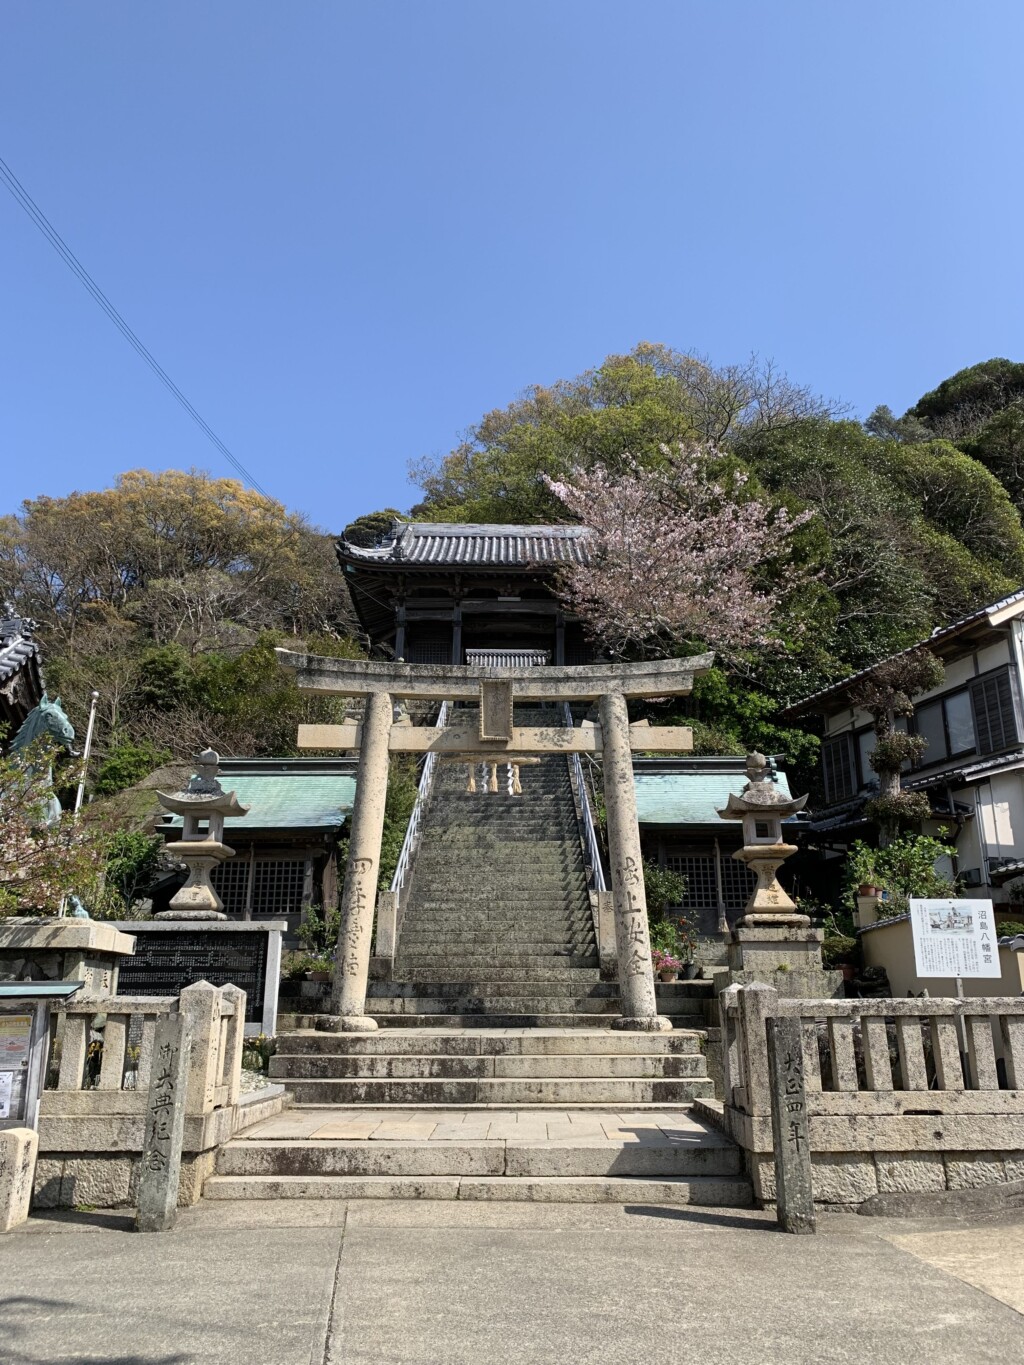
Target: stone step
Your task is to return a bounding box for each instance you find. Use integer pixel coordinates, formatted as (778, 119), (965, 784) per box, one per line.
(367, 998), (620, 1016)
(270, 1054), (708, 1080)
(216, 1138), (741, 1179)
(393, 955), (600, 969)
(385, 968), (602, 983)
(373, 1014), (623, 1029)
(203, 1172), (751, 1204)
(275, 1030), (704, 1056)
(367, 981), (616, 1000)
(403, 906), (593, 919)
(397, 931), (597, 944)
(273, 1076), (717, 1105)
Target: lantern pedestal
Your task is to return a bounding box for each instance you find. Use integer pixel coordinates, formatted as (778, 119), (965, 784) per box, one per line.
(713, 753), (842, 999)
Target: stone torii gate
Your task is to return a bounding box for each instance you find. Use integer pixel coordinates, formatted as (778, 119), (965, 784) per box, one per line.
(277, 650), (713, 1033)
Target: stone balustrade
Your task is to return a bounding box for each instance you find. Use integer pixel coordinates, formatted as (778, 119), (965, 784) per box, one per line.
(34, 980), (278, 1208)
(700, 983), (1024, 1208)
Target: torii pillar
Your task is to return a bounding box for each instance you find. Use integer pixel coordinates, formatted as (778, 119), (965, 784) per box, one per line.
(600, 690), (671, 1031)
(327, 691), (392, 1030)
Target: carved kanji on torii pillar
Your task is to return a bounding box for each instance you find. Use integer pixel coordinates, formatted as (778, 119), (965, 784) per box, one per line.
(276, 650), (713, 1033)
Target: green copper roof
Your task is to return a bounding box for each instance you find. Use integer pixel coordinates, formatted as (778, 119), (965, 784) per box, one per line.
(634, 770), (793, 826)
(166, 774), (355, 831)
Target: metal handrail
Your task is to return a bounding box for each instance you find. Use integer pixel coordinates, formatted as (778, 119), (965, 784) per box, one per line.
(562, 701), (607, 892)
(390, 699), (449, 899)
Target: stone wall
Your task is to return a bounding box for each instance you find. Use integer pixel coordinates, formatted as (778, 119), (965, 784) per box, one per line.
(31, 981), (283, 1209)
(700, 982), (1024, 1210)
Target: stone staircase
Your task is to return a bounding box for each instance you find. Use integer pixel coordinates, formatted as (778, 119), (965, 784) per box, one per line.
(248, 703), (748, 1205)
(268, 1027), (714, 1106)
(208, 1029), (749, 1204)
(367, 710), (611, 1026)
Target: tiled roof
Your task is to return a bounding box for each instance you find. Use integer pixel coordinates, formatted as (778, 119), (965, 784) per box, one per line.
(163, 773), (355, 831)
(780, 586), (1024, 719)
(0, 615), (41, 684)
(340, 522), (590, 567)
(634, 768), (794, 826)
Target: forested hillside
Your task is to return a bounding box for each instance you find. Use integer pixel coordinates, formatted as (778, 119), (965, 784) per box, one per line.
(5, 352), (1024, 796)
(0, 469), (362, 793)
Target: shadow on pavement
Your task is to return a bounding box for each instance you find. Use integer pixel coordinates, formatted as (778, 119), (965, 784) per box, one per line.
(623, 1204), (778, 1232)
(0, 1295), (191, 1365)
(26, 1208), (137, 1232)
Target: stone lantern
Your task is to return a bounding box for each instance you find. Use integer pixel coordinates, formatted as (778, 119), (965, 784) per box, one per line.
(713, 752), (841, 999)
(717, 752), (808, 926)
(155, 750), (249, 920)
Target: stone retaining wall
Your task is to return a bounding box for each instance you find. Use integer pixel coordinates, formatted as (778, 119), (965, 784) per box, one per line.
(707, 983), (1024, 1210)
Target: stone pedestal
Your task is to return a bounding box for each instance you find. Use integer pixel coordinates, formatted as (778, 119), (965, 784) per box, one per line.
(717, 924), (843, 999)
(0, 919), (136, 997)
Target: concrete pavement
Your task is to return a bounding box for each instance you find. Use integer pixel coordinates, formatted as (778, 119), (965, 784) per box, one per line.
(1, 1199), (1021, 1364)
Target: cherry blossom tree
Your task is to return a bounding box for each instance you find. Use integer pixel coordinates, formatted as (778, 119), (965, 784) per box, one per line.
(544, 442), (812, 659)
(0, 742), (106, 916)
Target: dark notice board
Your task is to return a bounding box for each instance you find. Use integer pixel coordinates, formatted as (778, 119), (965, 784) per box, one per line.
(117, 931), (268, 1026)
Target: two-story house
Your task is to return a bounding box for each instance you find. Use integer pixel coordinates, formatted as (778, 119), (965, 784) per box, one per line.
(781, 588), (1024, 906)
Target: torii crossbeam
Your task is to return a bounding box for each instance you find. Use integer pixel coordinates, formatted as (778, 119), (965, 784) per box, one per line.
(277, 649), (713, 1033)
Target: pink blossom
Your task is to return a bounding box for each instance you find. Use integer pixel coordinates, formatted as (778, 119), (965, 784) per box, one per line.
(543, 442), (812, 660)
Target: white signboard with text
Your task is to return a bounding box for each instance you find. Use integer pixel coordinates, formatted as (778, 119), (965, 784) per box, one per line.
(909, 898), (1001, 979)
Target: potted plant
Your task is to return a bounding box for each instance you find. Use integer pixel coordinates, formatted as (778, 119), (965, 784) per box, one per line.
(652, 948), (682, 982)
(677, 923), (701, 979)
(297, 904), (340, 981)
(847, 843), (882, 898)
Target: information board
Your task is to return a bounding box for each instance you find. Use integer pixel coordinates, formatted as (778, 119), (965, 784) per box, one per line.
(117, 932), (268, 1025)
(0, 1011), (35, 1124)
(909, 898), (1001, 979)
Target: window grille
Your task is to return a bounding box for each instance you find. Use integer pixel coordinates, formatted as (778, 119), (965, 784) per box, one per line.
(970, 670), (1020, 755)
(821, 734), (855, 804)
(664, 853), (755, 914)
(211, 858), (307, 917)
(406, 642), (452, 664)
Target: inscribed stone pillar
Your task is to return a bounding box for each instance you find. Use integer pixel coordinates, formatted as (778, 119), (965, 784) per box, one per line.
(598, 690), (671, 1032)
(0, 1128), (38, 1233)
(136, 1011), (192, 1233)
(329, 689), (392, 1031)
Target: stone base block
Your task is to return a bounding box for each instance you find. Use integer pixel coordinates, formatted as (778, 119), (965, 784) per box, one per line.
(0, 1128), (38, 1232)
(611, 1014), (673, 1032)
(316, 1013), (379, 1033)
(874, 1152), (946, 1194)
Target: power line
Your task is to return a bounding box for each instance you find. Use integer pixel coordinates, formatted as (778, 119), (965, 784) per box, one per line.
(0, 154), (273, 500)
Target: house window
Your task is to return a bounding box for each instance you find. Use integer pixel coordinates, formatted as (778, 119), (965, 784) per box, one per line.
(945, 690), (975, 754)
(821, 734), (855, 805)
(911, 689), (979, 767)
(970, 669), (1021, 755)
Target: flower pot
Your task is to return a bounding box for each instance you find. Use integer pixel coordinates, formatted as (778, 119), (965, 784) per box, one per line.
(305, 970), (331, 983)
(681, 963), (701, 981)
(658, 969), (679, 982)
(839, 963), (857, 982)
(858, 884), (880, 898)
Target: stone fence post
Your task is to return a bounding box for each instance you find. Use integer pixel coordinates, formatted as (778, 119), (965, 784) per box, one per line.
(736, 982), (779, 1119)
(179, 981), (225, 1116)
(218, 984), (246, 1108)
(375, 891), (398, 961)
(594, 891), (616, 969)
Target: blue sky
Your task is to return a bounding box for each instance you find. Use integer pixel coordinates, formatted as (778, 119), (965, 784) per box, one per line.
(3, 3), (1022, 529)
